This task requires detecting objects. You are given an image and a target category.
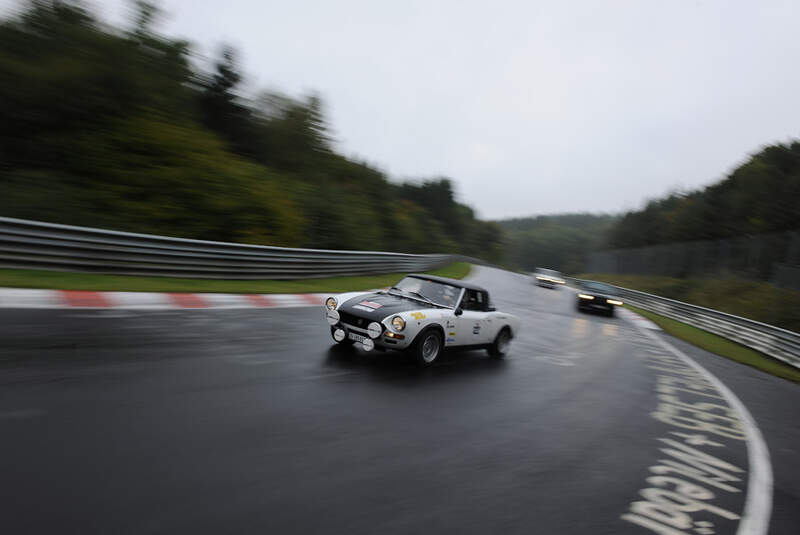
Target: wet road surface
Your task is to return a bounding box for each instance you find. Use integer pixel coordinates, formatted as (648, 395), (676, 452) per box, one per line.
(1, 266), (797, 534)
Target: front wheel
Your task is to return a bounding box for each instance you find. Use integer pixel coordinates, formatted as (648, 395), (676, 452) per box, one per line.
(413, 329), (443, 367)
(488, 328), (511, 358)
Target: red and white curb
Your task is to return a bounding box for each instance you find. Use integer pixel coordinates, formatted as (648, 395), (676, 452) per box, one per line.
(0, 288), (329, 309)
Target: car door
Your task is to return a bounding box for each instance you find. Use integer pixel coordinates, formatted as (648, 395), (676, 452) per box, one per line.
(454, 289), (490, 346)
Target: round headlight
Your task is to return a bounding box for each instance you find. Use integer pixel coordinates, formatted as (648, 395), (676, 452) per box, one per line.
(391, 315), (405, 331)
(367, 322), (382, 339)
(325, 309), (340, 326)
(325, 297), (337, 311)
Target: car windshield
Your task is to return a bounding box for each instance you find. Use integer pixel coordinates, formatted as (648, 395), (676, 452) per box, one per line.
(536, 268), (561, 276)
(583, 281), (614, 293)
(391, 277), (461, 308)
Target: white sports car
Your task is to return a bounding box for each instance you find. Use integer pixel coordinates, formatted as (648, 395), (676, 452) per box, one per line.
(324, 274), (520, 366)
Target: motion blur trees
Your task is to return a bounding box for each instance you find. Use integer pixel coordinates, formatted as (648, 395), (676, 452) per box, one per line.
(609, 142), (800, 248)
(0, 1), (504, 262)
(499, 214), (619, 273)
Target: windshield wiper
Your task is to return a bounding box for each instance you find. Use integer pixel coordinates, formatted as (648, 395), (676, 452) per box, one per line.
(387, 288), (440, 307)
(406, 291), (445, 307)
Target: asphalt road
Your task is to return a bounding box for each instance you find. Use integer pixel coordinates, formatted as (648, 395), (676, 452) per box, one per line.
(1, 266), (797, 534)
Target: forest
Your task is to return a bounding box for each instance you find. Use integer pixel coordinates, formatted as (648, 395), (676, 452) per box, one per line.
(607, 141), (800, 249)
(0, 1), (504, 261)
(498, 214), (618, 273)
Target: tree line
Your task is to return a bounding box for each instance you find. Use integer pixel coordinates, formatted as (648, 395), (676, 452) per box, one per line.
(496, 141), (800, 274)
(608, 141), (800, 249)
(498, 214), (619, 273)
(0, 1), (504, 261)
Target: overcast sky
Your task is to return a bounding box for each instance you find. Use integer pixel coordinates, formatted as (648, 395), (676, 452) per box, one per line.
(5, 0), (800, 219)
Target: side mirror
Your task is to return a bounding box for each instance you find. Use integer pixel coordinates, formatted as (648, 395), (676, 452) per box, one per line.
(487, 306), (496, 312)
(454, 307), (463, 316)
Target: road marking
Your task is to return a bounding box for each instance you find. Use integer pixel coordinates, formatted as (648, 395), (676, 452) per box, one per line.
(246, 294), (275, 307)
(59, 290), (112, 307)
(619, 307), (662, 330)
(167, 293), (208, 308)
(630, 325), (772, 535)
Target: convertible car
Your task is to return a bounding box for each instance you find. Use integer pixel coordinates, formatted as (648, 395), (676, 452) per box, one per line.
(324, 274), (520, 366)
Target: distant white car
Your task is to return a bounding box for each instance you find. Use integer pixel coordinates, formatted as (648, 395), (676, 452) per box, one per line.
(533, 267), (565, 288)
(324, 274), (520, 366)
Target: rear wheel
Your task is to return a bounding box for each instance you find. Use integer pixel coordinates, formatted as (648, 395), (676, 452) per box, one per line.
(488, 328), (511, 358)
(413, 329), (443, 367)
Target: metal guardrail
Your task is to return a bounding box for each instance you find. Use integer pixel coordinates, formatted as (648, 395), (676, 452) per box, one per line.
(565, 276), (800, 370)
(0, 217), (457, 279)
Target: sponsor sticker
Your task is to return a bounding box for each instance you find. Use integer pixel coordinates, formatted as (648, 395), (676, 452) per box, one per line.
(411, 312), (426, 320)
(359, 300), (383, 309)
(353, 305), (375, 313)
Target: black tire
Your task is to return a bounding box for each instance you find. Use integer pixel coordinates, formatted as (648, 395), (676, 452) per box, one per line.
(330, 326), (355, 345)
(488, 327), (511, 358)
(412, 329), (443, 367)
(606, 308), (615, 318)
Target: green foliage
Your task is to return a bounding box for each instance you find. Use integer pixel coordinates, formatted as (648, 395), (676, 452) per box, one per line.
(498, 214), (619, 273)
(609, 141), (800, 248)
(0, 1), (503, 262)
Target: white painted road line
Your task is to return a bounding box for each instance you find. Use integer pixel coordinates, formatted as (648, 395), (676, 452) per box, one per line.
(618, 307), (662, 330)
(633, 323), (773, 535)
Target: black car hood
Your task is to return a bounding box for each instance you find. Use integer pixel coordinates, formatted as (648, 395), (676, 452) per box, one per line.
(339, 291), (430, 319)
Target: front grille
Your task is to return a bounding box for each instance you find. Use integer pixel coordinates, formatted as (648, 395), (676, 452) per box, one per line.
(339, 311), (385, 336)
(339, 311), (370, 328)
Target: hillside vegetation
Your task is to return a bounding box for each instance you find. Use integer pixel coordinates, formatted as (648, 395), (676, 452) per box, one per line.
(499, 214), (618, 273)
(0, 2), (503, 261)
(609, 141), (800, 248)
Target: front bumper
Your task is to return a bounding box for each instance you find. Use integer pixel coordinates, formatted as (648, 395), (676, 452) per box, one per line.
(327, 310), (411, 351)
(577, 298), (614, 311)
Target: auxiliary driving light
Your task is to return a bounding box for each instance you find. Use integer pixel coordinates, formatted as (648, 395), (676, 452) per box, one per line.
(326, 309), (340, 325)
(578, 294), (595, 300)
(367, 322), (382, 339)
(333, 328), (346, 342)
(362, 338), (375, 352)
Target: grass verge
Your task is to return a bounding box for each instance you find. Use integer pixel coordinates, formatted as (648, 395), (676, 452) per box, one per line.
(0, 262), (472, 294)
(626, 303), (800, 383)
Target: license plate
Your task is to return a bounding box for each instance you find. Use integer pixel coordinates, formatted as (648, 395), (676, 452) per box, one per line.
(348, 332), (366, 343)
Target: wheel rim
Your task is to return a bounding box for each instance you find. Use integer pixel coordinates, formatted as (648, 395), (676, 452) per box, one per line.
(422, 334), (440, 363)
(497, 331), (510, 353)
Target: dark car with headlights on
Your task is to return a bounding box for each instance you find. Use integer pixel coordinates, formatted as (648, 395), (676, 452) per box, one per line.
(576, 280), (624, 317)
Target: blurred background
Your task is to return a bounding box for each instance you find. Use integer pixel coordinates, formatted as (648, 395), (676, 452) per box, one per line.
(0, 0), (798, 325)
